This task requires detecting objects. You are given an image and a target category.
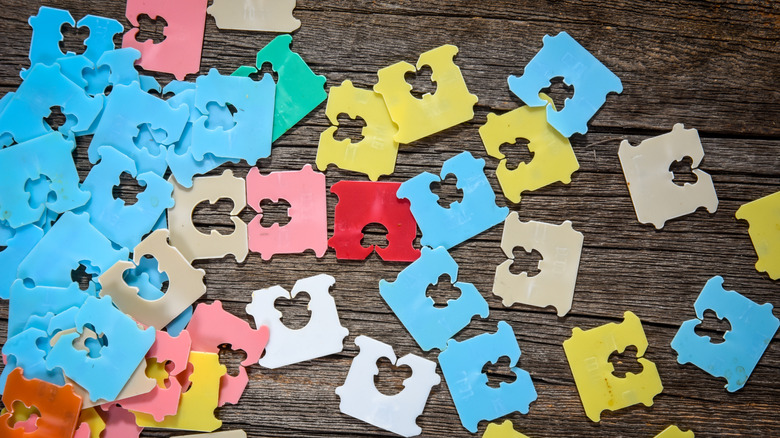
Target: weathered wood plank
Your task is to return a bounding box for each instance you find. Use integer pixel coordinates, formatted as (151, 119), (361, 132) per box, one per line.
(0, 0), (778, 437)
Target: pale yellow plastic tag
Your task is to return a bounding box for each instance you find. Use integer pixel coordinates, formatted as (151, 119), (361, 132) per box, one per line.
(482, 420), (529, 438)
(618, 124), (718, 229)
(735, 190), (780, 280)
(374, 44), (477, 144)
(654, 425), (695, 438)
(493, 212), (583, 316)
(78, 407), (106, 438)
(562, 311), (663, 422)
(98, 229), (207, 330)
(480, 95), (579, 203)
(133, 351), (226, 432)
(168, 170), (248, 263)
(316, 80), (399, 181)
(208, 0), (300, 32)
(145, 358), (169, 388)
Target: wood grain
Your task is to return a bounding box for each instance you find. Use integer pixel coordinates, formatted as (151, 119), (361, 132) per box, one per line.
(0, 0), (777, 437)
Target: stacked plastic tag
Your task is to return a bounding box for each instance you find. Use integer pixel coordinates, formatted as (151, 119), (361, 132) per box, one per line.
(0, 5), (327, 437)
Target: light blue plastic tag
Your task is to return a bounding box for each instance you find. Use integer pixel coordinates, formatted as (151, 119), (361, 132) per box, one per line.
(508, 31), (622, 137)
(671, 276), (780, 392)
(0, 225), (44, 299)
(45, 295), (155, 403)
(77, 146), (174, 249)
(89, 81), (189, 175)
(379, 246), (488, 351)
(191, 68), (275, 164)
(17, 211), (129, 288)
(163, 80), (233, 187)
(438, 321), (537, 433)
(0, 63), (104, 144)
(0, 132), (89, 228)
(397, 151), (508, 250)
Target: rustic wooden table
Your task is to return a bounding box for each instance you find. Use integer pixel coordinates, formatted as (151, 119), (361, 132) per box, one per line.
(0, 0), (777, 437)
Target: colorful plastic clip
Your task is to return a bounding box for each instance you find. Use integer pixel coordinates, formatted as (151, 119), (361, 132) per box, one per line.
(246, 274), (348, 369)
(94, 47), (162, 96)
(493, 212), (583, 316)
(5, 413), (40, 435)
(89, 81), (189, 176)
(26, 7), (123, 94)
(122, 0), (208, 80)
(43, 10), (115, 63)
(0, 63), (104, 143)
(618, 124), (718, 229)
(735, 190), (780, 280)
(74, 15), (125, 91)
(479, 95), (578, 203)
(438, 321), (537, 433)
(379, 246), (489, 351)
(133, 351), (226, 432)
(100, 403), (144, 437)
(654, 425), (695, 438)
(670, 276), (779, 392)
(233, 35), (327, 141)
(0, 225), (44, 299)
(168, 170), (248, 263)
(0, 94), (12, 146)
(191, 69), (275, 164)
(329, 181), (420, 261)
(78, 146), (174, 249)
(563, 311), (663, 422)
(74, 407), (106, 438)
(21, 178), (63, 232)
(48, 327), (156, 408)
(7, 280), (91, 338)
(374, 44), (477, 144)
(397, 151), (508, 250)
(44, 296), (156, 403)
(99, 229), (207, 330)
(0, 132), (88, 228)
(26, 6), (78, 72)
(482, 420), (529, 438)
(124, 258), (192, 336)
(507, 31), (622, 137)
(208, 0), (300, 32)
(0, 219), (14, 244)
(163, 81), (234, 188)
(2, 327), (65, 391)
(186, 301), (270, 406)
(335, 336), (440, 437)
(0, 368), (82, 438)
(316, 80), (400, 180)
(57, 18), (124, 94)
(247, 164), (327, 260)
(120, 330), (192, 421)
(17, 212), (129, 288)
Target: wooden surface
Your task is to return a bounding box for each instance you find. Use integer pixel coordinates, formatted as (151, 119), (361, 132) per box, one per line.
(0, 0), (778, 437)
